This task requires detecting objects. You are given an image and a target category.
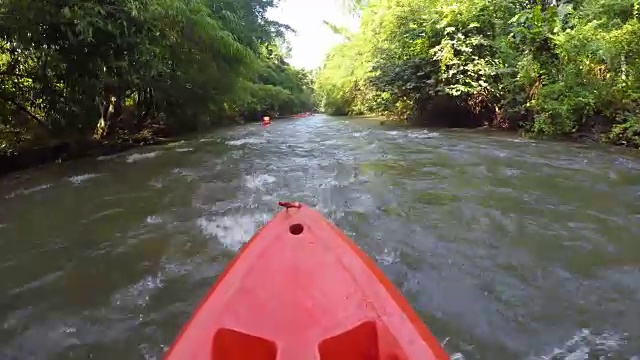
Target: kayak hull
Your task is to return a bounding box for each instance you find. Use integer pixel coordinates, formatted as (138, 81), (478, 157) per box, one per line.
(165, 204), (448, 360)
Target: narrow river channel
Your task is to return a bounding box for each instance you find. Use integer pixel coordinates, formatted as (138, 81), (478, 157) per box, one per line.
(1, 115), (639, 359)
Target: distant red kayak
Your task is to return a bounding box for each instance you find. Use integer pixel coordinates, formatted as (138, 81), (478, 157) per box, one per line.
(165, 203), (448, 360)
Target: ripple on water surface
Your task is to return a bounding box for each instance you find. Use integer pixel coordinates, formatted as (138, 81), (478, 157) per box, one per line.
(126, 151), (161, 163)
(3, 183), (52, 199)
(67, 173), (103, 185)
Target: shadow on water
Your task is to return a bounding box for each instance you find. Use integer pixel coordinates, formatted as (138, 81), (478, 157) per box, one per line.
(1, 115), (639, 359)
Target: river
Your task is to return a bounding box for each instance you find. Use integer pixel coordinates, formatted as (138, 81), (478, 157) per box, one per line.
(1, 115), (639, 359)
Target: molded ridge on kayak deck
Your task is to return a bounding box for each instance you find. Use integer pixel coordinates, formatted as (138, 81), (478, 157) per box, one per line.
(165, 204), (449, 360)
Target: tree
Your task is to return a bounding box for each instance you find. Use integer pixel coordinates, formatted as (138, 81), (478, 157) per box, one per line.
(0, 0), (314, 154)
(315, 0), (640, 147)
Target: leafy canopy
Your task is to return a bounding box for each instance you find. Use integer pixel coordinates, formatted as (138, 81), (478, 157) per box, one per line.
(315, 0), (640, 147)
(0, 0), (314, 153)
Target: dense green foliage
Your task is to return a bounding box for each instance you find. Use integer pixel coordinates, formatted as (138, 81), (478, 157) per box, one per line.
(316, 0), (640, 147)
(0, 0), (313, 154)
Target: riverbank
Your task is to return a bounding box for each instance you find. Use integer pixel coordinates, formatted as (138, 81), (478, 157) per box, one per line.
(0, 114), (313, 176)
(0, 136), (172, 176)
(357, 112), (637, 150)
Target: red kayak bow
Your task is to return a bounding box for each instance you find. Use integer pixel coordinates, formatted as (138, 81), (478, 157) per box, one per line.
(165, 203), (448, 360)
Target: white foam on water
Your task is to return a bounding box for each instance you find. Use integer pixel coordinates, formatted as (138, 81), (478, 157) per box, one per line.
(244, 174), (276, 190)
(126, 151), (161, 163)
(165, 140), (185, 147)
(197, 213), (268, 251)
(96, 153), (121, 161)
(139, 343), (159, 360)
(110, 273), (163, 308)
(110, 262), (194, 314)
(175, 148), (193, 152)
(408, 131), (440, 139)
(149, 178), (163, 188)
(375, 247), (400, 265)
(314, 199), (346, 221)
(227, 138), (266, 146)
(145, 216), (162, 225)
(68, 173), (102, 185)
(527, 328), (628, 360)
(504, 168), (523, 177)
(4, 183), (52, 199)
(322, 139), (341, 145)
(352, 131), (371, 138)
(508, 138), (533, 143)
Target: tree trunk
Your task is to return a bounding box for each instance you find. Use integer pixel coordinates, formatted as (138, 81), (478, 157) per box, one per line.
(93, 94), (113, 140)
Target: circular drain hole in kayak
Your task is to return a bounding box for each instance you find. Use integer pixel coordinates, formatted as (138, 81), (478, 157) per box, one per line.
(289, 223), (304, 235)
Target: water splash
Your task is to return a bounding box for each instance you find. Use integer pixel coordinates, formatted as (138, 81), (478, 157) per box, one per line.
(528, 329), (628, 360)
(375, 247), (400, 265)
(165, 140), (185, 147)
(175, 148), (193, 152)
(68, 173), (102, 184)
(145, 216), (162, 225)
(352, 130), (371, 138)
(508, 138), (534, 143)
(227, 138), (266, 146)
(149, 178), (163, 188)
(4, 184), (52, 199)
(110, 274), (163, 308)
(197, 213), (268, 251)
(244, 174), (276, 190)
(504, 168), (523, 177)
(408, 131), (440, 139)
(126, 151), (161, 163)
(96, 153), (121, 161)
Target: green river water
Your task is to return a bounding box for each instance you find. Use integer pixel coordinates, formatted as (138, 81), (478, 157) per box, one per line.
(1, 115), (639, 359)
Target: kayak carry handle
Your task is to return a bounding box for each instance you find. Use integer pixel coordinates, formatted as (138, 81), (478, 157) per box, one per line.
(278, 201), (302, 209)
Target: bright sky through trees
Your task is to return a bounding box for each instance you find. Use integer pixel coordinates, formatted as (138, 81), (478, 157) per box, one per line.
(266, 0), (359, 70)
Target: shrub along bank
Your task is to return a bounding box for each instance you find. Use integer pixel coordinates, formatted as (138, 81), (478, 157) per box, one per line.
(315, 0), (640, 147)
